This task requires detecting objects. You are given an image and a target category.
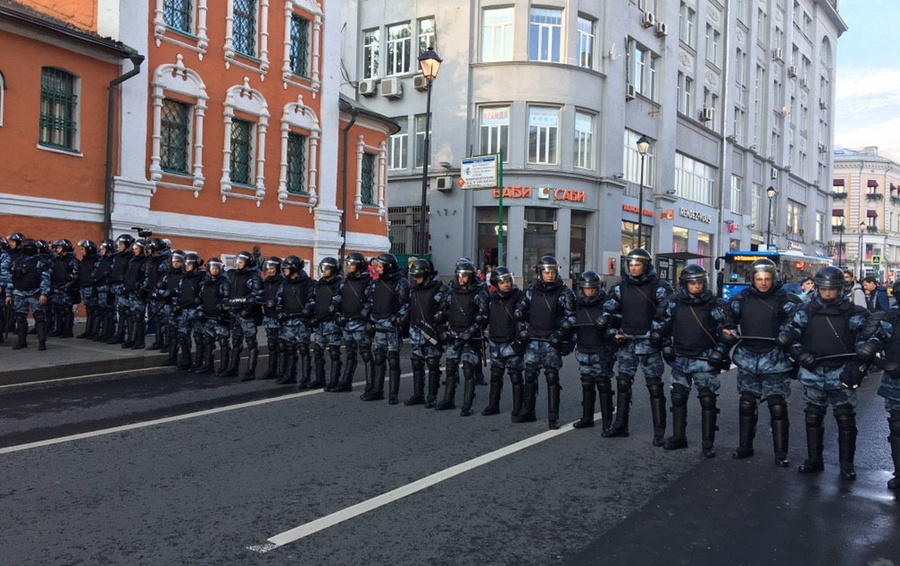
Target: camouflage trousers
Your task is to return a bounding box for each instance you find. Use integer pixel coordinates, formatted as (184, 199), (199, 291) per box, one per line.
(313, 320), (343, 349)
(488, 340), (524, 372)
(524, 339), (563, 370)
(575, 349), (615, 379)
(878, 374), (900, 411)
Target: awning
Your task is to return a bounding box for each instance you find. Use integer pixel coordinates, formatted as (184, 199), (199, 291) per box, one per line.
(832, 209), (844, 216)
(833, 179), (845, 186)
(868, 179), (879, 188)
(891, 183), (897, 191)
(867, 210), (878, 217)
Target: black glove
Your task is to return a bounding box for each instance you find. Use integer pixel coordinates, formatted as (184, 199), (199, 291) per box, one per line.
(549, 331), (563, 349)
(797, 352), (816, 370)
(649, 330), (664, 349)
(840, 363), (867, 389)
(661, 345), (676, 362)
(516, 328), (529, 342)
(708, 349), (730, 370)
(511, 340), (526, 356)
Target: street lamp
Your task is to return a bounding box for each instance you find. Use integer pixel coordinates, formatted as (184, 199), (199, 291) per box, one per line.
(417, 46), (442, 256)
(858, 221), (867, 280)
(837, 218), (844, 267)
(766, 186), (777, 250)
(636, 135), (651, 250)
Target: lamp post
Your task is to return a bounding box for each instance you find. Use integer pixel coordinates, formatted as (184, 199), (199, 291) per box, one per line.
(837, 218), (844, 267)
(636, 135), (651, 250)
(766, 186), (777, 250)
(417, 47), (442, 256)
(858, 221), (866, 280)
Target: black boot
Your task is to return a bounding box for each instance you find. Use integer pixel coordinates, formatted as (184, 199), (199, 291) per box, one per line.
(262, 339), (280, 379)
(597, 378), (614, 432)
(358, 353), (374, 398)
(177, 336), (193, 370)
(405, 357), (426, 405)
(222, 344), (242, 378)
(546, 369), (561, 430)
(512, 368), (538, 423)
(297, 351), (312, 389)
(215, 340), (231, 377)
(664, 384), (690, 450)
(196, 338), (215, 374)
(425, 359), (442, 408)
(35, 316), (48, 351)
(131, 318), (145, 349)
(435, 365), (459, 410)
(108, 310), (126, 344)
(509, 369), (524, 420)
(48, 312), (62, 337)
(602, 376), (632, 438)
(310, 346), (326, 389)
(278, 349), (298, 385)
(121, 315), (135, 349)
(76, 310), (94, 339)
(164, 336), (180, 366)
(335, 353), (356, 392)
(362, 354), (386, 401)
(481, 366), (505, 416)
(573, 377), (596, 429)
(732, 392), (758, 459)
(835, 405), (857, 480)
(92, 311), (108, 342)
(387, 353), (401, 405)
(242, 344), (259, 381)
(798, 405), (826, 474)
(12, 316), (27, 350)
(699, 388), (719, 458)
(460, 365), (476, 416)
(61, 311), (75, 338)
(327, 346), (343, 392)
(769, 396), (790, 467)
(888, 411), (900, 490)
(189, 337), (206, 372)
(648, 378), (667, 446)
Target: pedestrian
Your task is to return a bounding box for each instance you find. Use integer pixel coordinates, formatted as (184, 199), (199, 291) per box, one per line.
(435, 258), (488, 415)
(275, 256), (314, 386)
(514, 255), (576, 429)
(482, 266), (524, 417)
(861, 276), (890, 313)
(337, 252), (372, 393)
(261, 256), (285, 380)
(842, 268), (867, 308)
(873, 279), (900, 489)
(603, 248), (674, 445)
(725, 259), (801, 466)
(405, 258), (447, 407)
(362, 253), (409, 403)
(311, 257), (343, 390)
(778, 265), (882, 480)
(571, 271), (617, 431)
(5, 238), (50, 350)
(797, 276), (815, 301)
(654, 264), (734, 457)
(222, 250), (264, 380)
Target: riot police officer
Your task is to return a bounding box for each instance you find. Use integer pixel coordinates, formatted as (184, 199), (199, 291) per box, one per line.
(875, 279), (900, 489)
(107, 234), (134, 344)
(514, 256), (576, 429)
(725, 259), (800, 466)
(158, 250), (186, 366)
(5, 238), (50, 350)
(197, 257), (231, 375)
(572, 272), (617, 431)
(482, 267), (524, 418)
(76, 239), (100, 339)
(778, 265), (881, 480)
(655, 264), (734, 457)
(223, 251), (264, 380)
(405, 259), (447, 406)
(145, 238), (170, 351)
(175, 253), (204, 371)
(261, 256), (285, 380)
(337, 252), (373, 394)
(363, 253), (410, 403)
(276, 256), (313, 386)
(121, 239), (149, 349)
(603, 248), (674, 445)
(312, 257), (343, 391)
(48, 239), (78, 339)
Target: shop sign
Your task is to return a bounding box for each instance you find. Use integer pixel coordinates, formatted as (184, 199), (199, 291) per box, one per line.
(660, 209), (675, 220)
(489, 186), (587, 203)
(491, 186), (533, 199)
(679, 207), (712, 223)
(622, 204), (654, 217)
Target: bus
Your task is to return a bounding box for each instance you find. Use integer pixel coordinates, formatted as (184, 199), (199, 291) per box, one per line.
(716, 250), (832, 300)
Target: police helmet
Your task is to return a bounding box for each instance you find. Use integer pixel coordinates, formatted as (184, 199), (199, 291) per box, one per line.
(750, 258), (777, 278)
(489, 266), (515, 287)
(283, 255), (305, 274)
(146, 238), (165, 254)
(375, 253), (399, 275)
(893, 280), (900, 301)
(0, 236), (8, 250)
(115, 234), (135, 249)
(21, 238), (38, 256)
(319, 256), (339, 276)
(344, 252), (366, 274)
(99, 239), (115, 254)
(170, 249), (186, 264)
(235, 250), (255, 269)
(455, 259), (477, 282)
(814, 265), (845, 290)
(622, 248), (652, 278)
(6, 233), (25, 246)
(182, 253), (201, 271)
(409, 258), (435, 280)
(78, 239), (98, 256)
(535, 255), (560, 278)
(577, 271), (602, 290)
(132, 239), (147, 253)
(679, 264), (709, 289)
(161, 238), (172, 250)
(36, 240), (50, 255)
(206, 257), (224, 273)
(264, 256), (283, 272)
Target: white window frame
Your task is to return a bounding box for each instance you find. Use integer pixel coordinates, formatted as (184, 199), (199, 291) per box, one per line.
(677, 72), (694, 115)
(417, 17), (435, 54)
(705, 25), (720, 67)
(679, 3), (695, 49)
(153, 0), (209, 58)
(574, 110), (594, 170)
(528, 7), (562, 63)
(221, 78), (269, 205)
(281, 0), (323, 94)
(482, 7), (513, 62)
(576, 16), (595, 70)
(224, 0), (270, 77)
(150, 56), (208, 196)
(278, 94), (320, 209)
(414, 114), (429, 168)
(363, 29), (379, 79)
(386, 22), (412, 76)
(627, 39), (658, 101)
(730, 175), (743, 214)
(388, 117), (408, 170)
(354, 134), (387, 220)
(527, 105), (559, 165)
(674, 152), (716, 206)
(624, 129), (654, 188)
(479, 106), (510, 161)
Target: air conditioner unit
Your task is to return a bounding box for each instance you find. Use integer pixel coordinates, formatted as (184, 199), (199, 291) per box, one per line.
(625, 83), (636, 100)
(819, 98), (828, 110)
(381, 77), (402, 98)
(800, 78), (809, 89)
(413, 74), (429, 92)
(798, 228), (805, 236)
(641, 12), (656, 27)
(788, 65), (797, 78)
(655, 21), (668, 37)
(773, 48), (783, 61)
(431, 176), (453, 192)
(358, 79), (376, 97)
(818, 143), (828, 153)
(771, 169), (778, 179)
(700, 107), (714, 122)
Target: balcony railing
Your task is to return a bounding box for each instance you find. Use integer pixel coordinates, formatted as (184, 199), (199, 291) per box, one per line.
(831, 191), (847, 200)
(866, 193), (884, 201)
(867, 225), (879, 234)
(833, 225), (845, 233)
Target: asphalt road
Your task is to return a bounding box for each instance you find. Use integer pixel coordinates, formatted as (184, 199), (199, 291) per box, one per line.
(1, 354), (898, 565)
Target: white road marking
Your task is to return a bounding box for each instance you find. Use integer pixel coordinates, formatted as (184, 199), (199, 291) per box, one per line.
(0, 373), (413, 455)
(253, 420), (581, 552)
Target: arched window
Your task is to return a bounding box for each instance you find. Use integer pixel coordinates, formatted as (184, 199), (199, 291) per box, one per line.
(221, 78), (269, 205)
(150, 55), (208, 196)
(278, 95), (320, 209)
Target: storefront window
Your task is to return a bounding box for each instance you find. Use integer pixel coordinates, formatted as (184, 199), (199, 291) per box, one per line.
(697, 231), (711, 267)
(621, 221), (652, 255)
(673, 227), (689, 253)
(477, 206), (509, 270)
(524, 208), (557, 282)
(570, 212), (589, 280)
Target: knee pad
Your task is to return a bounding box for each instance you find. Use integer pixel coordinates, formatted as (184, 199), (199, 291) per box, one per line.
(411, 356), (425, 372)
(33, 312), (46, 324)
(671, 383), (691, 405)
(804, 404), (826, 423)
(645, 376), (663, 388)
(426, 358), (441, 373)
(545, 369), (559, 386)
(767, 396), (788, 419)
(739, 392), (759, 415)
(597, 378), (613, 394)
(508, 369), (524, 384)
(616, 377), (633, 393)
(329, 346), (342, 361)
(698, 388), (717, 410)
(524, 367), (539, 385)
(888, 411), (900, 437)
(490, 365), (506, 380)
(833, 403), (855, 419)
(246, 338), (258, 351)
(361, 350), (373, 363)
(373, 352), (386, 365)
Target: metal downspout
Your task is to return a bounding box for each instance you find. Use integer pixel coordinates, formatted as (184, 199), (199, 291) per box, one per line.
(104, 54), (144, 238)
(340, 107), (359, 263)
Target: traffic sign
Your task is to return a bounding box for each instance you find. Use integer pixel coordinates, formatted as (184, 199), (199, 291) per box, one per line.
(872, 254), (882, 265)
(459, 154), (498, 190)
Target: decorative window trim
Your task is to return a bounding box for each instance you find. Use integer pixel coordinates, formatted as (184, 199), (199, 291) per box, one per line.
(355, 135), (387, 220)
(150, 55), (208, 197)
(281, 0), (322, 95)
(39, 67), (80, 152)
(153, 0), (209, 58)
(278, 94), (320, 210)
(225, 0), (271, 79)
(221, 77), (269, 206)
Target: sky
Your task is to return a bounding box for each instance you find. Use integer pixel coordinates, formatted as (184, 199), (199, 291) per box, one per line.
(834, 0), (900, 159)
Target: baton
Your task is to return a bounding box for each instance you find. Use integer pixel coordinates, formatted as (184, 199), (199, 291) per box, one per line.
(815, 353), (857, 362)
